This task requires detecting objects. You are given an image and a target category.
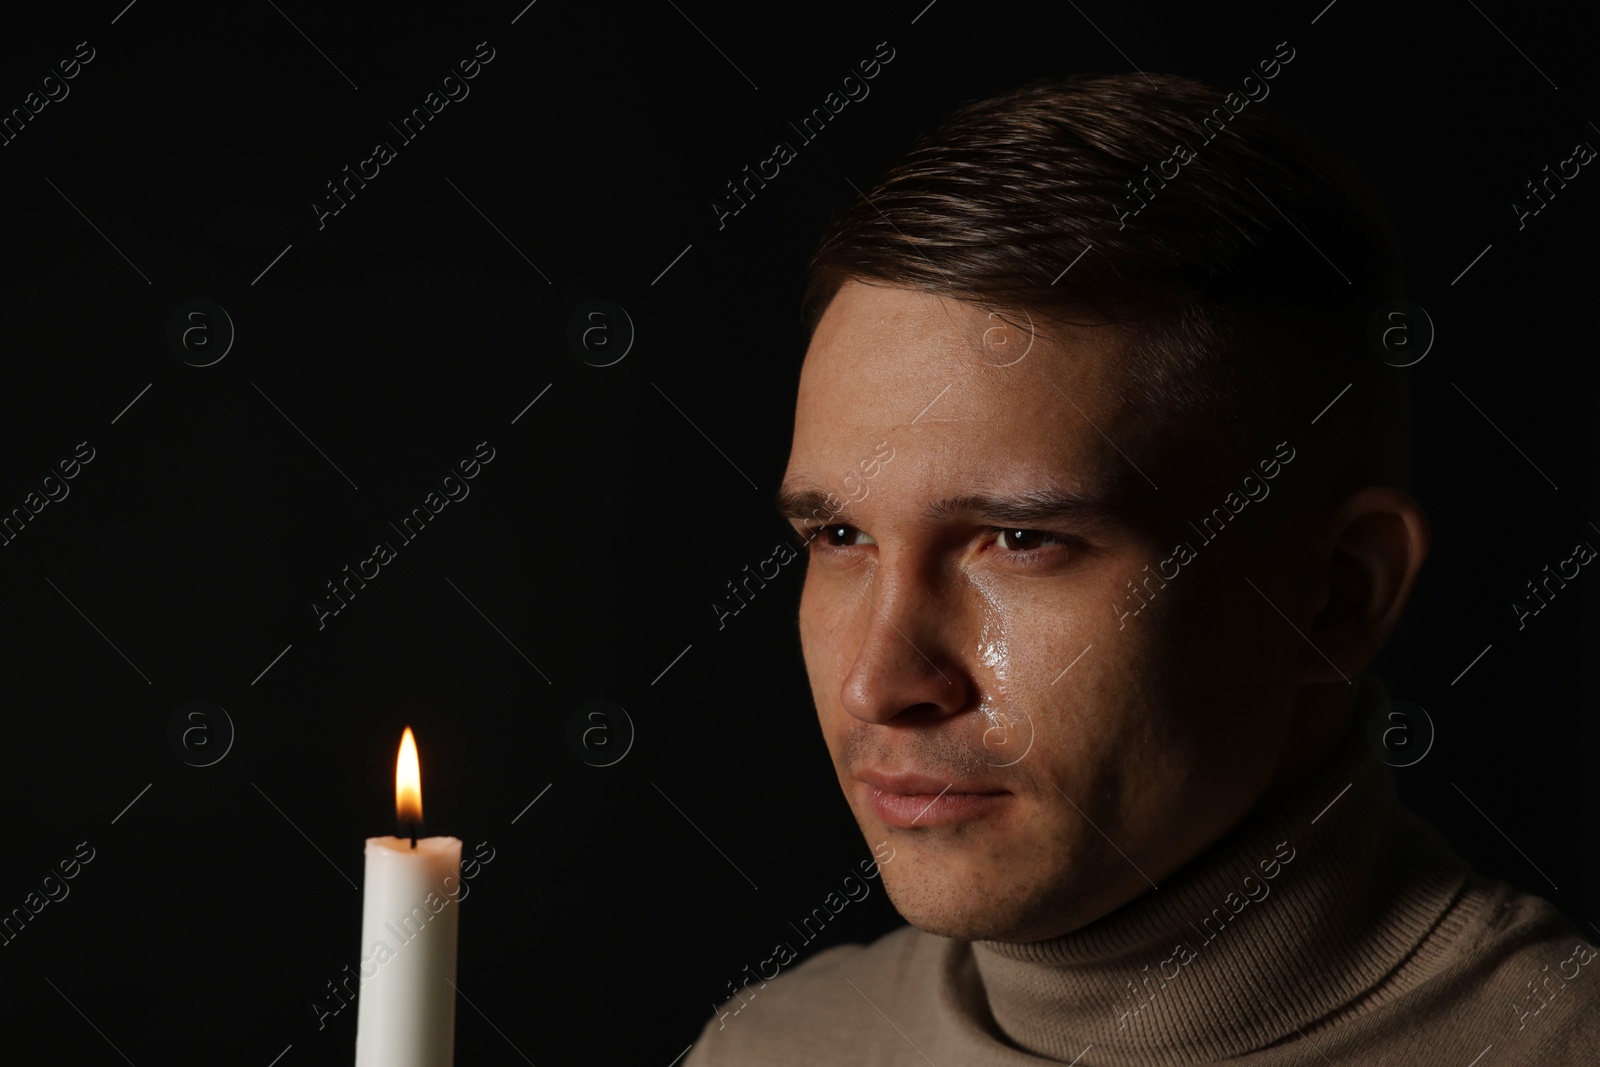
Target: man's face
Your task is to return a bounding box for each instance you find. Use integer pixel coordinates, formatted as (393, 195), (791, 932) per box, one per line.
(780, 281), (1307, 943)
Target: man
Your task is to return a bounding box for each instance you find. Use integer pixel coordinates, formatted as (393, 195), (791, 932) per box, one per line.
(685, 73), (1598, 1064)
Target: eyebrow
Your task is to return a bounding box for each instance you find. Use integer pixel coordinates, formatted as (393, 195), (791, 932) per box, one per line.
(774, 483), (1129, 532)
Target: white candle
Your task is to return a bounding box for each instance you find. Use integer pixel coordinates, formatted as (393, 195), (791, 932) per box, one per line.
(354, 727), (461, 1067)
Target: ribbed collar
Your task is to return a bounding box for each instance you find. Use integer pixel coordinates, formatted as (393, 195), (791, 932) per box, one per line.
(969, 675), (1473, 1065)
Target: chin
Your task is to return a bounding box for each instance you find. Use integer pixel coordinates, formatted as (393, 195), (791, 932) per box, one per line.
(877, 850), (1035, 942)
(877, 839), (1097, 942)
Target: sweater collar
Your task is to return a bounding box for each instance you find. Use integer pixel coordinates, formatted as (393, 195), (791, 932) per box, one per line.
(969, 675), (1471, 1065)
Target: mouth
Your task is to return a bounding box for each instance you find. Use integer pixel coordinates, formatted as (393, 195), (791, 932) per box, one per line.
(855, 770), (1012, 828)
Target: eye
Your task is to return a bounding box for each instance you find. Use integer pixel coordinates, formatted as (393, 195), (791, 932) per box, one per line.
(995, 528), (1059, 552)
(988, 527), (1074, 570)
(795, 523), (876, 550)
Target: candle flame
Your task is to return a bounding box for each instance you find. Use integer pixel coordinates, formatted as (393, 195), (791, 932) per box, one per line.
(396, 726), (423, 826)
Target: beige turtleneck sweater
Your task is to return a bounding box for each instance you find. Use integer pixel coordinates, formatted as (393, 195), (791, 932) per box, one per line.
(684, 676), (1599, 1064)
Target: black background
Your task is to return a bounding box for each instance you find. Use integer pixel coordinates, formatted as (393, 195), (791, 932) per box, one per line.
(0, 0), (1595, 1063)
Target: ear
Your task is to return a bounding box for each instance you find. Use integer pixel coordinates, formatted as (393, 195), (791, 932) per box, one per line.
(1303, 486), (1430, 683)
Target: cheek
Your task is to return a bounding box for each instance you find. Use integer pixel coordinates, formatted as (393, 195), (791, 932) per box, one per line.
(1031, 648), (1180, 805)
(974, 576), (1096, 694)
(799, 568), (861, 655)
(797, 572), (825, 662)
(798, 578), (847, 698)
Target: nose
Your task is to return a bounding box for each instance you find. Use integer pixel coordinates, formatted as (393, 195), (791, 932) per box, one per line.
(838, 559), (974, 725)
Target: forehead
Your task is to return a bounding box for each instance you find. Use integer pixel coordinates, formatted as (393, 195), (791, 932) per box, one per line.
(789, 282), (1146, 499)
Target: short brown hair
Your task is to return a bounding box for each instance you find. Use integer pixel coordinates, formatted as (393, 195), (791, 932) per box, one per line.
(803, 72), (1411, 496)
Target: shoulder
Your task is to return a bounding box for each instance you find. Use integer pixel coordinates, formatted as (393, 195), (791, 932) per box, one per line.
(683, 925), (953, 1067)
(1327, 872), (1600, 1061)
(1455, 878), (1600, 1057)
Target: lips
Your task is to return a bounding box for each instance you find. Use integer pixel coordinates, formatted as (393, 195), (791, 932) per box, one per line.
(855, 770), (1013, 828)
(854, 769), (1010, 797)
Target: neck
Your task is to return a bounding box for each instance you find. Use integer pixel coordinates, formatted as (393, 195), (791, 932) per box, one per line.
(1262, 677), (1364, 803)
(970, 674), (1472, 1065)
